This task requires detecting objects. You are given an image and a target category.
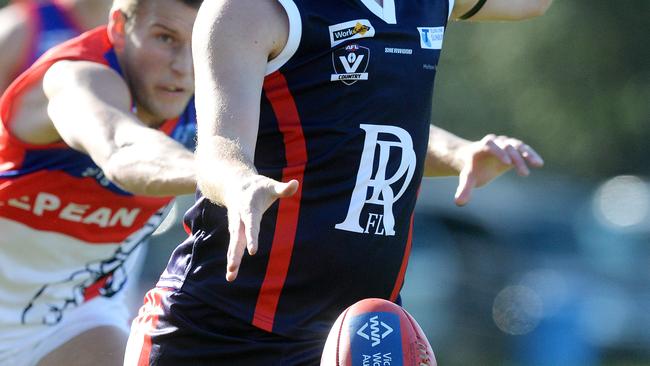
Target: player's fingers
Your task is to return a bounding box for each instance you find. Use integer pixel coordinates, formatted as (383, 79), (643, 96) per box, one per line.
(519, 144), (544, 167)
(226, 215), (246, 282)
(485, 139), (511, 165)
(454, 168), (476, 206)
(273, 179), (299, 198)
(241, 207), (261, 256)
(505, 145), (529, 176)
(480, 134), (497, 144)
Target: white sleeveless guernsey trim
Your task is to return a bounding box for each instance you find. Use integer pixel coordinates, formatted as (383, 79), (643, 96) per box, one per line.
(266, 0), (303, 75)
(359, 0), (396, 24)
(449, 0), (456, 19)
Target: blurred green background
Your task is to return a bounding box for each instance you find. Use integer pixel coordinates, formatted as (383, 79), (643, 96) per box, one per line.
(436, 0), (648, 179)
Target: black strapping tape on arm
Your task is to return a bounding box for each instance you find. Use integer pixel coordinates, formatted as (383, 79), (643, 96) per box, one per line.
(458, 0), (488, 20)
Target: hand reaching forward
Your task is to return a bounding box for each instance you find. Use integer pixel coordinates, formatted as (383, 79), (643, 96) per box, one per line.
(224, 176), (299, 282)
(454, 134), (544, 206)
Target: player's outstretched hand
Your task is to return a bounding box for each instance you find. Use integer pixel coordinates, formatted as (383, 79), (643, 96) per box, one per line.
(224, 176), (299, 282)
(454, 134), (543, 206)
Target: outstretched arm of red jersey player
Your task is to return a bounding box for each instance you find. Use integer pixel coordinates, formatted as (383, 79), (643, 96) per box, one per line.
(192, 0), (296, 282)
(34, 60), (196, 197)
(451, 0), (553, 21)
(423, 126), (544, 206)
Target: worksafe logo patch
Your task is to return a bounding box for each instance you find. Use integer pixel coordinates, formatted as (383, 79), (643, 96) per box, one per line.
(331, 44), (370, 85)
(329, 19), (375, 47)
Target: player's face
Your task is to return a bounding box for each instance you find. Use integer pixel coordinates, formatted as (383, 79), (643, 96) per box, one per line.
(120, 0), (197, 124)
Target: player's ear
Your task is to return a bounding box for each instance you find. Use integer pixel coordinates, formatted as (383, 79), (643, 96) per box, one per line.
(108, 9), (128, 51)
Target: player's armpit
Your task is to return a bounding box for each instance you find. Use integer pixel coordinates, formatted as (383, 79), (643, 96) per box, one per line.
(451, 0), (553, 21)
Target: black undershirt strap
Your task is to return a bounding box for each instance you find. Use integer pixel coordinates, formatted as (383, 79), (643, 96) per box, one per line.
(458, 0), (488, 20)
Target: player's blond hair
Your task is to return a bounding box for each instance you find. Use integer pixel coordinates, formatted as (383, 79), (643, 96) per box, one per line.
(111, 0), (203, 28)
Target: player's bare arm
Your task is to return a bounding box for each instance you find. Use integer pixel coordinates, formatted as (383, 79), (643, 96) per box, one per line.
(0, 4), (30, 93)
(452, 0), (553, 21)
(34, 60), (196, 197)
(424, 126), (543, 206)
(193, 0), (297, 282)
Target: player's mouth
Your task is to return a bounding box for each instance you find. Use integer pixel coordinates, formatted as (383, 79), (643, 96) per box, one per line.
(158, 85), (187, 95)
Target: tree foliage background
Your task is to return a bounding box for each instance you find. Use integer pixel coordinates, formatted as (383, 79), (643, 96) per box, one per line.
(436, 0), (648, 180)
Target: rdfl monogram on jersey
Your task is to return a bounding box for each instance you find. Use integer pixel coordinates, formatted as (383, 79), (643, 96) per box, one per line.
(336, 124), (416, 236)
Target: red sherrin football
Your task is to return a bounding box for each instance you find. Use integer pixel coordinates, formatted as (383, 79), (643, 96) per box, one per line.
(321, 298), (437, 366)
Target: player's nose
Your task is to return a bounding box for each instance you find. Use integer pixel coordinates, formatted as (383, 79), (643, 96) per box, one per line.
(171, 44), (194, 77)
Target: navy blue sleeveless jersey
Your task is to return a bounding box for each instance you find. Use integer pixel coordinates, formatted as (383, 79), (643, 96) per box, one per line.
(158, 0), (453, 339)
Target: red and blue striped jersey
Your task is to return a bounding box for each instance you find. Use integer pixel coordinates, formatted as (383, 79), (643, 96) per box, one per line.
(159, 0), (453, 339)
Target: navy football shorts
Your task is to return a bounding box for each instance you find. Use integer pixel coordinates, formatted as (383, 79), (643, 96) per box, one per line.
(124, 287), (326, 366)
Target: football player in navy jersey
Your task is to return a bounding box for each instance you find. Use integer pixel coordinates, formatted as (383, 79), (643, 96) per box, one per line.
(125, 0), (553, 365)
(0, 0), (202, 365)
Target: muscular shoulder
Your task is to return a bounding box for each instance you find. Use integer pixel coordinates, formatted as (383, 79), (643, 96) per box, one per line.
(43, 60), (130, 104)
(9, 60), (130, 145)
(197, 0), (288, 59)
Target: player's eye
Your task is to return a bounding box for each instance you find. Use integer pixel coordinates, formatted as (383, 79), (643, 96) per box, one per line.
(156, 34), (175, 44)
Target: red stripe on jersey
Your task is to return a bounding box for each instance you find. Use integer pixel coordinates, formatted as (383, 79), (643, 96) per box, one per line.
(82, 273), (111, 301)
(252, 71), (307, 332)
(182, 221), (191, 235)
(390, 212), (415, 302)
(136, 288), (165, 366)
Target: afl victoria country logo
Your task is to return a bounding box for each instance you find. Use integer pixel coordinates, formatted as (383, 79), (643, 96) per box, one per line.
(331, 44), (370, 85)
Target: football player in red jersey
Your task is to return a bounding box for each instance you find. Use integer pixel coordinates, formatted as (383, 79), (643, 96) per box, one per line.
(0, 0), (201, 365)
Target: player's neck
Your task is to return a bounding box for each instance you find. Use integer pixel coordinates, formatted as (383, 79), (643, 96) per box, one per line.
(134, 108), (167, 129)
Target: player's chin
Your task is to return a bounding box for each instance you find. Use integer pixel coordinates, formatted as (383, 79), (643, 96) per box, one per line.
(152, 99), (190, 120)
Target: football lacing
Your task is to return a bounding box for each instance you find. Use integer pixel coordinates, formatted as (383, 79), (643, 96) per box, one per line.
(416, 339), (431, 366)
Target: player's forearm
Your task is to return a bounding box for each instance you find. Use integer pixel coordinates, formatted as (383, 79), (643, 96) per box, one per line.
(423, 125), (470, 177)
(195, 134), (258, 206)
(103, 128), (196, 197)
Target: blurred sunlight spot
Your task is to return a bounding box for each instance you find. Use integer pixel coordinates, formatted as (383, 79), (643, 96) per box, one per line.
(521, 269), (569, 318)
(493, 285), (543, 336)
(594, 175), (650, 228)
